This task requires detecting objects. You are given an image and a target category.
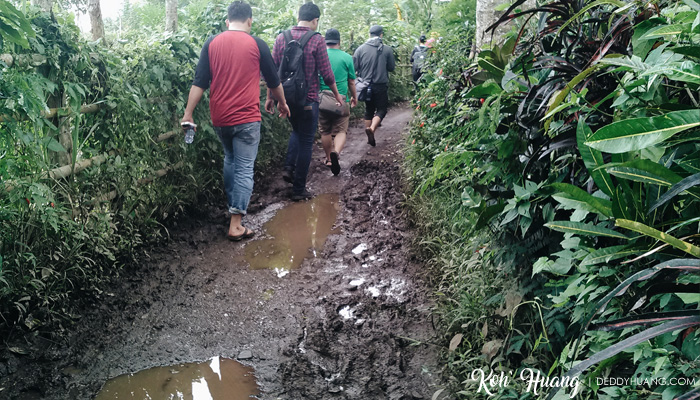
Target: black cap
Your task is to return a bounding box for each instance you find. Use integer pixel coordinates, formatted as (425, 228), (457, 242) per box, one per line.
(419, 34), (426, 43)
(369, 25), (383, 36)
(325, 28), (340, 44)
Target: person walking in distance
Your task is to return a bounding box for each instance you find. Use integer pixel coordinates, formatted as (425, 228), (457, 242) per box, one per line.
(318, 28), (357, 176)
(181, 1), (290, 241)
(267, 2), (344, 201)
(410, 34), (428, 84)
(353, 25), (395, 147)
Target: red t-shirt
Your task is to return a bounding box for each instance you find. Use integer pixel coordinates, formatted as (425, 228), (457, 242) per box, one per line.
(192, 30), (279, 127)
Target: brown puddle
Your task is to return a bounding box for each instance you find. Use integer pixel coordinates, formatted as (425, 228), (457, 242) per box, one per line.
(245, 193), (340, 271)
(95, 356), (259, 399)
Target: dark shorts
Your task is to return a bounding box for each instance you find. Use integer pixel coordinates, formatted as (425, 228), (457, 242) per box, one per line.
(364, 83), (388, 120)
(412, 70), (422, 83)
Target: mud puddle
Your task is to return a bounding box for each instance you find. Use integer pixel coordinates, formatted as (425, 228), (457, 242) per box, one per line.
(0, 105), (442, 400)
(244, 193), (340, 272)
(95, 356), (259, 400)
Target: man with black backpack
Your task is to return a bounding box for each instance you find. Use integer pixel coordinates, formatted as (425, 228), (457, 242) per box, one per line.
(266, 2), (343, 201)
(411, 34), (428, 83)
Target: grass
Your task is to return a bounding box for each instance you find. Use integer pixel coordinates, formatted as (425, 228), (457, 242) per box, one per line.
(403, 180), (514, 398)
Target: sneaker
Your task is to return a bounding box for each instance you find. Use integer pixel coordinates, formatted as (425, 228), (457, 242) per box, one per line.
(291, 190), (314, 202)
(365, 127), (376, 147)
(330, 152), (341, 176)
(282, 168), (294, 184)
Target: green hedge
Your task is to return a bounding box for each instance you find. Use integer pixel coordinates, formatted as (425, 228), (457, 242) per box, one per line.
(0, 9), (289, 335)
(407, 5), (700, 399)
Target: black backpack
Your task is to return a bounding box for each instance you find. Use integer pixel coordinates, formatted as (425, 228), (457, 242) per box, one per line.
(412, 45), (428, 75)
(278, 30), (318, 107)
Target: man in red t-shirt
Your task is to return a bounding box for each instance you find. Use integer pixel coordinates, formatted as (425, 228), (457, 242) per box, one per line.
(182, 1), (289, 241)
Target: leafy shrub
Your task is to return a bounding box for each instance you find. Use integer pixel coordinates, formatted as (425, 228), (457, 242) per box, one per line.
(408, 1), (700, 398)
(0, 5), (290, 337)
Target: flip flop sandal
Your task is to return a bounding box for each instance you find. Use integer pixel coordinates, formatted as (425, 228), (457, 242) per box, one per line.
(228, 227), (255, 242)
(330, 151), (341, 176)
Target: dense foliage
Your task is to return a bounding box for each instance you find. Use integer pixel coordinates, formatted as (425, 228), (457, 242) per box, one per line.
(115, 0), (420, 102)
(408, 0), (700, 398)
(0, 0), (423, 340)
(0, 3), (292, 338)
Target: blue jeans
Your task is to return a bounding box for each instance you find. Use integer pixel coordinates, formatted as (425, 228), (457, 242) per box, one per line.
(284, 102), (319, 195)
(215, 122), (261, 215)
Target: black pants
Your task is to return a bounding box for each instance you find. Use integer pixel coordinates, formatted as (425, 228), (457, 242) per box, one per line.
(412, 70), (422, 83)
(364, 83), (388, 120)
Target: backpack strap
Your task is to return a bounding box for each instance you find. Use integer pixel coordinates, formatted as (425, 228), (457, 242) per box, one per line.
(298, 30), (319, 49)
(283, 29), (293, 44)
(365, 44), (383, 84)
(374, 44), (383, 70)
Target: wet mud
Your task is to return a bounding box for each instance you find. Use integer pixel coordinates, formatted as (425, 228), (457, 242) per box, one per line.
(1, 104), (441, 399)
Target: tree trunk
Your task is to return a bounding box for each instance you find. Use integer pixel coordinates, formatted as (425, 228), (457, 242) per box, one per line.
(88, 0), (105, 42)
(165, 0), (177, 33)
(475, 0), (534, 50)
(57, 94), (73, 167)
(32, 0), (52, 13)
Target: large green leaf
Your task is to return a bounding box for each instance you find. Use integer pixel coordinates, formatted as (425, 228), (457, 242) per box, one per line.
(599, 54), (646, 71)
(671, 45), (700, 59)
(0, 19), (27, 49)
(676, 150), (700, 174)
(686, 0), (700, 12)
(544, 65), (600, 134)
(606, 159), (700, 202)
(571, 259), (700, 364)
(639, 23), (692, 40)
(477, 50), (505, 80)
(465, 81), (502, 98)
(550, 182), (612, 217)
(475, 203), (506, 229)
(545, 221), (629, 239)
(45, 138), (66, 153)
(585, 110), (700, 153)
(586, 259), (700, 324)
(632, 19), (666, 59)
(592, 310), (700, 331)
(648, 173), (700, 213)
(547, 316), (700, 400)
(642, 62), (700, 85)
(616, 219), (700, 257)
(607, 166), (673, 186)
(0, 0), (33, 48)
(556, 0), (625, 36)
(606, 159), (683, 186)
(611, 185), (637, 221)
(577, 119), (614, 197)
(580, 245), (638, 266)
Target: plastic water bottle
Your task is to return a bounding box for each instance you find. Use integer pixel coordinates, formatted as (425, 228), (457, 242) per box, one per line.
(182, 122), (197, 144)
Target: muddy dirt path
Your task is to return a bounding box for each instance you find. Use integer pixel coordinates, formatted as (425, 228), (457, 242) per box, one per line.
(2, 104), (441, 399)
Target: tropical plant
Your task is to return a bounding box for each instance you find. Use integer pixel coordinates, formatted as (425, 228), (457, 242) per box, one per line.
(407, 0), (700, 398)
(0, 0), (35, 50)
(0, 0), (414, 340)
